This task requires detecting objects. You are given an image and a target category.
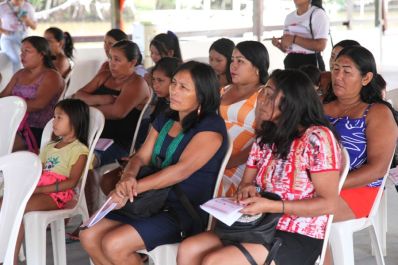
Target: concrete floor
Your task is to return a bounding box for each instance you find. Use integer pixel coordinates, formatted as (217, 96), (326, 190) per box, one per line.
(15, 180), (398, 265)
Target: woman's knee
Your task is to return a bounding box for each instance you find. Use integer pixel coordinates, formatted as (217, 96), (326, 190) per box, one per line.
(101, 233), (131, 262)
(79, 229), (99, 252)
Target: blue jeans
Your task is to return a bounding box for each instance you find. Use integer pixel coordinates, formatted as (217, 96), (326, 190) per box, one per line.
(0, 31), (24, 73)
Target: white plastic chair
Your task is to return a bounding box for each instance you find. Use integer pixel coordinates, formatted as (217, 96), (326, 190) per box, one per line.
(314, 148), (350, 265)
(23, 107), (105, 265)
(0, 96), (27, 156)
(0, 152), (42, 265)
(58, 61), (75, 101)
(137, 136), (233, 265)
(329, 151), (395, 265)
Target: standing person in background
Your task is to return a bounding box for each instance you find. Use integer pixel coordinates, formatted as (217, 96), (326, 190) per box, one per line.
(44, 27), (74, 78)
(272, 0), (329, 70)
(0, 0), (37, 73)
(209, 38), (235, 88)
(220, 41), (269, 196)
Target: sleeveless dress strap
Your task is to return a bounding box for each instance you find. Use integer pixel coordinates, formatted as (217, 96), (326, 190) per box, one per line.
(362, 104), (373, 118)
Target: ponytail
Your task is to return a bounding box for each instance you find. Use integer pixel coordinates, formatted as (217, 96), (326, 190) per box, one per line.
(311, 0), (323, 9)
(63, 32), (74, 59)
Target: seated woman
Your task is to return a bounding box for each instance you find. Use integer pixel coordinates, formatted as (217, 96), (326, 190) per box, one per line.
(100, 57), (182, 195)
(178, 69), (342, 265)
(96, 29), (146, 78)
(0, 36), (64, 149)
(80, 61), (228, 265)
(44, 27), (74, 78)
(319, 39), (360, 100)
(324, 46), (398, 222)
(145, 31), (182, 85)
(209, 38), (235, 87)
(220, 40), (269, 196)
(74, 40), (150, 167)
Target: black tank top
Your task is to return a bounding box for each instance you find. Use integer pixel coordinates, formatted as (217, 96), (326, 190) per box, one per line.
(93, 85), (141, 150)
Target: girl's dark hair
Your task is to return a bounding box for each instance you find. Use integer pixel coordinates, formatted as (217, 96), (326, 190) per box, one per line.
(45, 27), (74, 59)
(150, 31), (182, 61)
(299, 64), (321, 87)
(328, 46), (398, 124)
(152, 57), (182, 78)
(332, 39), (360, 49)
(105, 28), (128, 42)
(112, 40), (141, 62)
(311, 0), (323, 9)
(22, 36), (55, 70)
(167, 61), (220, 131)
(55, 99), (90, 146)
(151, 57), (182, 121)
(235, 41), (269, 84)
(257, 69), (337, 159)
(209, 38), (235, 84)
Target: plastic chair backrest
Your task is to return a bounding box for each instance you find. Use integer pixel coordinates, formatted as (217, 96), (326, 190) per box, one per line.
(129, 90), (153, 155)
(207, 135), (233, 230)
(58, 62), (75, 101)
(0, 152), (42, 264)
(316, 147), (350, 265)
(40, 107), (105, 204)
(368, 150), (395, 218)
(0, 96), (27, 155)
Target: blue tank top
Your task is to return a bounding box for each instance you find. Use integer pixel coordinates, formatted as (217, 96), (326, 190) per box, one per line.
(327, 104), (381, 187)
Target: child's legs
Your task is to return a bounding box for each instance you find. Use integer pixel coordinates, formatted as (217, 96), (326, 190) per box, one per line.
(14, 194), (59, 264)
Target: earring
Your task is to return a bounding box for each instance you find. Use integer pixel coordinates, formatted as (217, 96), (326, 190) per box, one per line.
(256, 70), (259, 76)
(197, 105), (202, 115)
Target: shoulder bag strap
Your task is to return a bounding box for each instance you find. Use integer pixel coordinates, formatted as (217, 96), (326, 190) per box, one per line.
(232, 237), (283, 265)
(151, 119), (184, 168)
(151, 119), (202, 230)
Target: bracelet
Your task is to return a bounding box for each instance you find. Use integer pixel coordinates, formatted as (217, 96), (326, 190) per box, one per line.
(55, 180), (59, 193)
(293, 35), (297, 44)
(281, 200), (285, 213)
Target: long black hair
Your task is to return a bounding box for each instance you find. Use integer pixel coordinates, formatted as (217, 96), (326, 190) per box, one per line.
(257, 69), (337, 159)
(209, 38), (235, 84)
(22, 36), (55, 70)
(45, 27), (74, 59)
(235, 41), (269, 84)
(328, 46), (398, 124)
(150, 31), (182, 61)
(55, 99), (90, 146)
(311, 0), (323, 9)
(167, 61), (220, 131)
(111, 40), (141, 62)
(150, 57), (182, 122)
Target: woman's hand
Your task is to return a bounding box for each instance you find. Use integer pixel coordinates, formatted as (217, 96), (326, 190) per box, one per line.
(108, 190), (129, 210)
(235, 183), (258, 202)
(281, 34), (294, 51)
(239, 196), (280, 215)
(115, 176), (138, 203)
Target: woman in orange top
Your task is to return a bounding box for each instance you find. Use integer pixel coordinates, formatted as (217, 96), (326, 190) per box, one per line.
(219, 41), (270, 196)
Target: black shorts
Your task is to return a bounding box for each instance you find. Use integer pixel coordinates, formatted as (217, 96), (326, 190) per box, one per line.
(284, 53), (318, 70)
(269, 230), (323, 265)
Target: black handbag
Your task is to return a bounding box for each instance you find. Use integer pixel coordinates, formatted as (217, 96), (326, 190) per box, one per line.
(113, 165), (170, 219)
(214, 191), (283, 265)
(214, 191), (282, 245)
